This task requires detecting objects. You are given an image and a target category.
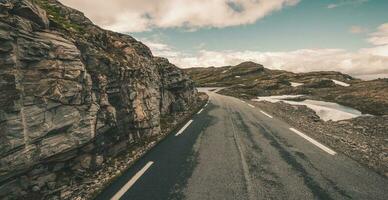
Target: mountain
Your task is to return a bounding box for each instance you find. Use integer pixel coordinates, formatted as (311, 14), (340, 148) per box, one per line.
(184, 61), (388, 115)
(0, 0), (198, 199)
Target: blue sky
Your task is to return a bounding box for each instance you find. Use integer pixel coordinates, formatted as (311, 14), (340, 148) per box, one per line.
(131, 0), (388, 52)
(61, 0), (388, 78)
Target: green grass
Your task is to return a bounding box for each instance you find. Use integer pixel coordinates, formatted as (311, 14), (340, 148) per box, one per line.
(34, 0), (85, 33)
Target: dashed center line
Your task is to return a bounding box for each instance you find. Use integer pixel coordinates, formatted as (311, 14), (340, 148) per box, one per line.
(260, 111), (273, 118)
(175, 120), (194, 136)
(289, 128), (336, 155)
(111, 161), (154, 200)
(197, 108), (204, 114)
(247, 103), (255, 108)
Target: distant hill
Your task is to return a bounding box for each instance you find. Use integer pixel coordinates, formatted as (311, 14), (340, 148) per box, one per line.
(184, 62), (388, 115)
(184, 61), (355, 87)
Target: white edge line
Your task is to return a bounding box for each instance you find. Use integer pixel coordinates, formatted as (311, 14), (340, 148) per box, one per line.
(247, 103), (255, 108)
(175, 120), (194, 136)
(197, 108), (204, 114)
(111, 161), (154, 200)
(289, 128), (336, 155)
(260, 111), (273, 119)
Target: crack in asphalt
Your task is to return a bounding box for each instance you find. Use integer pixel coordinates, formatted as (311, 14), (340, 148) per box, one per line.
(253, 122), (334, 200)
(227, 107), (256, 200)
(232, 111), (287, 199)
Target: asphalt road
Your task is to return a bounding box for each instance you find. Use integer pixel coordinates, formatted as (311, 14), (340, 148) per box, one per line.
(96, 89), (388, 200)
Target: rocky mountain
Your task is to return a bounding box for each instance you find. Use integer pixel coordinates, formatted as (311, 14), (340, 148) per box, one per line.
(185, 61), (354, 87)
(0, 0), (197, 198)
(185, 61), (388, 115)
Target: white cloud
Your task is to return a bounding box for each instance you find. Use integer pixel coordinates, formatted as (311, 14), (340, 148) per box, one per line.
(143, 23), (388, 79)
(60, 0), (300, 32)
(327, 0), (368, 9)
(360, 45), (388, 57)
(141, 39), (184, 58)
(361, 23), (388, 57)
(145, 41), (388, 79)
(367, 23), (388, 45)
(327, 4), (338, 9)
(169, 49), (388, 78)
(349, 25), (368, 34)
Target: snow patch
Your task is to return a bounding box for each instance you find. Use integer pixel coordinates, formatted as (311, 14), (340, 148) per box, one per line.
(235, 76), (241, 78)
(332, 79), (350, 87)
(290, 82), (304, 87)
(253, 95), (362, 121)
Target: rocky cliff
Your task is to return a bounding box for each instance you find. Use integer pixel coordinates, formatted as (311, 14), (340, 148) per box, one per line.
(0, 0), (197, 198)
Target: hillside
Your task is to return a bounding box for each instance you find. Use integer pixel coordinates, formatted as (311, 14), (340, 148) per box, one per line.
(0, 0), (199, 199)
(185, 61), (388, 115)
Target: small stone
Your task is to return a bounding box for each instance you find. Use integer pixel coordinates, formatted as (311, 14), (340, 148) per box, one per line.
(47, 181), (56, 190)
(32, 185), (40, 192)
(95, 155), (104, 167)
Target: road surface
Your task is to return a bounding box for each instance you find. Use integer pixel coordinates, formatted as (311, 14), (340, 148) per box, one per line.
(96, 90), (388, 200)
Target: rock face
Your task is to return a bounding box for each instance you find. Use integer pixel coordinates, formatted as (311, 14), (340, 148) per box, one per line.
(0, 0), (196, 198)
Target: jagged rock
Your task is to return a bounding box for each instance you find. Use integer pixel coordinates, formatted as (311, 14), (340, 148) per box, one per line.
(11, 0), (49, 29)
(0, 0), (197, 198)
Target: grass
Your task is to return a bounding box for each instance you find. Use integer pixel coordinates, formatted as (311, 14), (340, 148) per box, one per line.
(34, 0), (85, 33)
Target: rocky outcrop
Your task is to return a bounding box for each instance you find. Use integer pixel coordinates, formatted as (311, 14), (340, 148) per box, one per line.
(0, 0), (196, 198)
(186, 61), (388, 115)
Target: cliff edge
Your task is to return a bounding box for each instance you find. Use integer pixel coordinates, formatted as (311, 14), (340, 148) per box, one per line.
(0, 0), (197, 198)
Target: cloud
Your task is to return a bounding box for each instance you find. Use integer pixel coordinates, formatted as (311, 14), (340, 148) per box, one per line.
(169, 49), (388, 78)
(361, 23), (388, 56)
(367, 23), (388, 45)
(349, 25), (368, 34)
(327, 0), (368, 9)
(60, 0), (300, 32)
(145, 41), (388, 79)
(141, 39), (189, 59)
(143, 23), (388, 79)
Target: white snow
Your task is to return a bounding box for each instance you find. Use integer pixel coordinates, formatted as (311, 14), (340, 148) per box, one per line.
(197, 87), (225, 93)
(255, 95), (304, 103)
(332, 79), (350, 87)
(290, 82), (304, 87)
(222, 70), (228, 74)
(253, 95), (362, 121)
(235, 76), (241, 78)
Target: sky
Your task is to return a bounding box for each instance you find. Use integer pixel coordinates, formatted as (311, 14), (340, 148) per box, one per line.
(59, 0), (388, 79)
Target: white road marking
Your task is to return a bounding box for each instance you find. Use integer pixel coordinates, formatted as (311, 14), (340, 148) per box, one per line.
(111, 161), (154, 200)
(197, 108), (204, 114)
(247, 103), (255, 108)
(175, 120), (194, 136)
(260, 111), (273, 118)
(240, 100), (246, 103)
(289, 128), (336, 155)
